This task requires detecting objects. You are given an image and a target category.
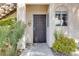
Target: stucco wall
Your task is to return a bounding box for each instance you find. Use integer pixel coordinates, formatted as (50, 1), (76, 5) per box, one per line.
(26, 4), (79, 47)
(49, 3), (79, 47)
(26, 5), (48, 44)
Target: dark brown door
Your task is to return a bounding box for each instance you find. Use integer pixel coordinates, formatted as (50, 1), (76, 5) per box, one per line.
(33, 15), (46, 43)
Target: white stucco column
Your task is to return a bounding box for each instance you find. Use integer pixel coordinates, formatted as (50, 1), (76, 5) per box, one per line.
(48, 4), (56, 47)
(17, 3), (26, 24)
(17, 3), (26, 50)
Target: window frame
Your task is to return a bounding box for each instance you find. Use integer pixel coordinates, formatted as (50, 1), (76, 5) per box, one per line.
(55, 11), (68, 26)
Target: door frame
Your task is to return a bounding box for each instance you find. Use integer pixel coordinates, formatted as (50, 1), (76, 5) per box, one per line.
(33, 14), (47, 43)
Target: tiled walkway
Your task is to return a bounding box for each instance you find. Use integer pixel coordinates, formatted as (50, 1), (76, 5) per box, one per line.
(20, 43), (54, 56)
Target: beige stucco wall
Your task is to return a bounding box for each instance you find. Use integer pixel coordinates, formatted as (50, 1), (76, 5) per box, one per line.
(26, 4), (79, 47)
(17, 3), (79, 49)
(49, 3), (79, 47)
(26, 5), (49, 44)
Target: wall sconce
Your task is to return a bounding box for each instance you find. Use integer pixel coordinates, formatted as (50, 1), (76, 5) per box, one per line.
(28, 20), (31, 26)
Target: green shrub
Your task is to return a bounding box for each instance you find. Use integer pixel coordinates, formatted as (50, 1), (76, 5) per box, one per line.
(9, 21), (26, 49)
(0, 18), (26, 55)
(52, 31), (77, 55)
(0, 25), (14, 55)
(54, 30), (64, 40)
(8, 21), (26, 55)
(0, 17), (16, 26)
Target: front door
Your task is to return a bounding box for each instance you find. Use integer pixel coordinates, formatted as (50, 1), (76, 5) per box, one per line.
(33, 15), (46, 43)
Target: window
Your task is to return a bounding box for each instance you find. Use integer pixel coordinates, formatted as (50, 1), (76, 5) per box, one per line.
(55, 11), (68, 26)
